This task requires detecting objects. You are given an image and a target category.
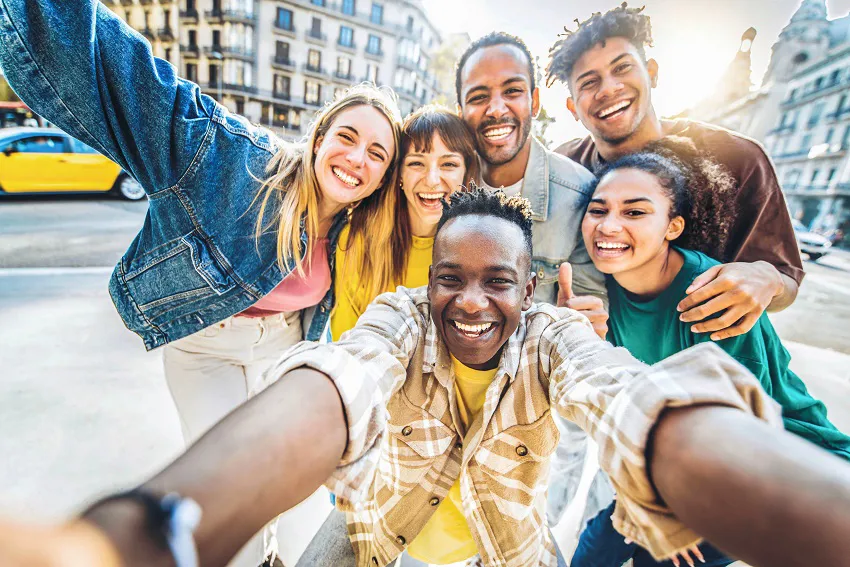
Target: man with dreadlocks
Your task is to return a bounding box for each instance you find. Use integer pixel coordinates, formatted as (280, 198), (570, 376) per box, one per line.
(5, 188), (850, 567)
(548, 3), (803, 345)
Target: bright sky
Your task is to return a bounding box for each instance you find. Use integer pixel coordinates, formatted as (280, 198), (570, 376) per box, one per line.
(423, 0), (850, 143)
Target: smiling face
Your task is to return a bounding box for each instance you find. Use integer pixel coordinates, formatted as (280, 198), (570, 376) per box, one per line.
(313, 104), (395, 212)
(581, 167), (684, 279)
(428, 215), (535, 370)
(459, 44), (539, 167)
(567, 37), (658, 148)
(401, 134), (468, 237)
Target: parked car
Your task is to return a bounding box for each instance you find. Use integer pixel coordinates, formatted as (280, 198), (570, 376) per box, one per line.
(0, 127), (144, 200)
(792, 219), (832, 261)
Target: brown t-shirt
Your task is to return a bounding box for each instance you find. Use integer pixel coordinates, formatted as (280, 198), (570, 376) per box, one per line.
(556, 119), (805, 285)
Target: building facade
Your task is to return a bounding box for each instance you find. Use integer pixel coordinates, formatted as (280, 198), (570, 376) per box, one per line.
(103, 0), (447, 138)
(685, 0), (850, 238)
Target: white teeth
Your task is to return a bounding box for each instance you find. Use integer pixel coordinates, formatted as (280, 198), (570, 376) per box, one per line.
(596, 241), (629, 249)
(598, 100), (630, 118)
(418, 192), (444, 200)
(483, 126), (513, 139)
(454, 321), (494, 334)
(332, 166), (361, 187)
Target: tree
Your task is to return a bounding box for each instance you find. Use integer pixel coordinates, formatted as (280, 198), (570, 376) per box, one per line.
(533, 105), (556, 148)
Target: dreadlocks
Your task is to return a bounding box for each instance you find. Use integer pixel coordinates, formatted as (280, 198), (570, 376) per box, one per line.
(437, 183), (535, 258)
(545, 3), (652, 88)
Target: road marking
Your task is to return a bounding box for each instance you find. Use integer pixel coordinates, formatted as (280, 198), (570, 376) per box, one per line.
(0, 267), (113, 277)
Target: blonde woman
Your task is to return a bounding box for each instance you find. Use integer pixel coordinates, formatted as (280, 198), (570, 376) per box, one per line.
(332, 105), (479, 340)
(0, 2), (401, 566)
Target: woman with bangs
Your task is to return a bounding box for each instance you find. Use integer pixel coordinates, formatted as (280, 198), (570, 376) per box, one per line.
(331, 105), (479, 340)
(0, 3), (404, 566)
(570, 137), (850, 567)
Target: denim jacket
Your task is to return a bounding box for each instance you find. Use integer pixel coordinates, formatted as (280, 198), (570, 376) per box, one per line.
(0, 0), (343, 350)
(520, 136), (606, 305)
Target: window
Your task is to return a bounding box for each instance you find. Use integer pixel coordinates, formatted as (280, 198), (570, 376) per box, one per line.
(830, 69), (841, 85)
(366, 34), (381, 55)
(842, 125), (850, 148)
(186, 0), (195, 11)
(212, 30), (221, 50)
(163, 9), (171, 27)
(370, 3), (383, 24)
(310, 17), (322, 38)
(188, 30), (197, 47)
(164, 47), (172, 61)
(788, 88), (798, 101)
(810, 169), (820, 184)
(406, 16), (413, 32)
(838, 94), (847, 113)
(235, 99), (244, 115)
(337, 56), (351, 77)
(70, 138), (98, 154)
(186, 63), (197, 82)
(209, 63), (220, 87)
(338, 26), (354, 47)
(11, 135), (65, 153)
(342, 0), (355, 15)
(828, 168), (837, 183)
(808, 102), (824, 127)
(275, 41), (290, 62)
(826, 127), (835, 144)
(305, 81), (322, 105)
(274, 75), (291, 98)
(800, 134), (812, 152)
(311, 0), (325, 5)
(307, 49), (322, 71)
(276, 7), (293, 30)
(365, 63), (378, 84)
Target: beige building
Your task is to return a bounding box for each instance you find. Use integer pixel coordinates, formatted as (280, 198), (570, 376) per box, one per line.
(104, 0), (447, 138)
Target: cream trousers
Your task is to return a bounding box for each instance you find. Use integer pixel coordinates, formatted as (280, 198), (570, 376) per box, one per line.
(163, 313), (332, 567)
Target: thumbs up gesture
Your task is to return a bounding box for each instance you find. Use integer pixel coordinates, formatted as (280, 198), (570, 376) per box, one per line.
(557, 262), (609, 340)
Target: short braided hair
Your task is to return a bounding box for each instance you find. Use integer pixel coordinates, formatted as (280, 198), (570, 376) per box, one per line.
(455, 32), (537, 104)
(545, 3), (652, 88)
(437, 183), (534, 258)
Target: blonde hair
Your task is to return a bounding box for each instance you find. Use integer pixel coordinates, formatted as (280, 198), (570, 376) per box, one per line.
(256, 84), (402, 295)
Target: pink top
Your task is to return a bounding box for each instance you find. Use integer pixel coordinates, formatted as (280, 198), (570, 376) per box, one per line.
(239, 238), (331, 318)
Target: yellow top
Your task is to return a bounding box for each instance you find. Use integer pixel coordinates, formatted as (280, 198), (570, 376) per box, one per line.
(406, 357), (497, 565)
(331, 225), (434, 340)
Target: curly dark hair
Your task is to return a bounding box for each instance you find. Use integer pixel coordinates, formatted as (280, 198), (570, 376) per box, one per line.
(455, 32), (537, 104)
(586, 137), (737, 260)
(437, 183), (535, 259)
(545, 3), (652, 89)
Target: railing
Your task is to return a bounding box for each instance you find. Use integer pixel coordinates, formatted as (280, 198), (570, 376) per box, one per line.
(302, 64), (329, 77)
(337, 40), (357, 52)
(273, 22), (296, 34)
(305, 30), (328, 43)
(272, 56), (296, 70)
(365, 47), (384, 58)
(333, 71), (355, 82)
(158, 27), (175, 41)
(179, 9), (199, 21)
(180, 44), (200, 56)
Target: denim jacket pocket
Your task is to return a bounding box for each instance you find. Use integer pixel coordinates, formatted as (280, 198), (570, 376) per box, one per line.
(475, 411), (559, 522)
(531, 258), (563, 287)
(123, 232), (237, 324)
(377, 393), (455, 497)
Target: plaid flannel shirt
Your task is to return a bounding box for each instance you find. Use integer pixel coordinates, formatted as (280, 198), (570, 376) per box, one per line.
(259, 286), (780, 567)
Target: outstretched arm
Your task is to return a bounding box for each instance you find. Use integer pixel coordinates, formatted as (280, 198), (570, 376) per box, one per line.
(652, 405), (850, 567)
(85, 368), (347, 567)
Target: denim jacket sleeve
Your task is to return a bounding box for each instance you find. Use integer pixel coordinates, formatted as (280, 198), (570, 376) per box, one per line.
(0, 0), (211, 196)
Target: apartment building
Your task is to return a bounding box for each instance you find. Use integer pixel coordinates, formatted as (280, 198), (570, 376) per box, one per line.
(104, 0), (446, 139)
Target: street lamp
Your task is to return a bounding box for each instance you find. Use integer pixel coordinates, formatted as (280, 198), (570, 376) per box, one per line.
(209, 50), (223, 105)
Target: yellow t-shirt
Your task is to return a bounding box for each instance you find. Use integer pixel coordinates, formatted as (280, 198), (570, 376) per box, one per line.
(406, 357), (497, 565)
(331, 225), (434, 340)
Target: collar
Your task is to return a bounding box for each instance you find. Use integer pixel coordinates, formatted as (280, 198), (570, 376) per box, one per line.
(520, 136), (550, 222)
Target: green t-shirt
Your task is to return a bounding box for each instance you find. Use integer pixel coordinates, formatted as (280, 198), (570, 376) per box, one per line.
(607, 248), (850, 460)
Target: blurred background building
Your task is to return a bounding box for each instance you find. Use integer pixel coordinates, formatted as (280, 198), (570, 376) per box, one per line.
(93, 0), (453, 138)
(684, 0), (850, 239)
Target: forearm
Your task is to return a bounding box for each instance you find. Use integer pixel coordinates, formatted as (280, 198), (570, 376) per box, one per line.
(651, 406), (850, 567)
(87, 367), (347, 567)
(767, 270), (799, 312)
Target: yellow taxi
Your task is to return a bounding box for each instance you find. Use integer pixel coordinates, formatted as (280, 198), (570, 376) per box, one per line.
(0, 127), (145, 200)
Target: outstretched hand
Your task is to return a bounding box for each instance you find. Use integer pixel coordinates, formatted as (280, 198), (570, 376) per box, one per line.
(557, 262), (608, 339)
(0, 519), (120, 567)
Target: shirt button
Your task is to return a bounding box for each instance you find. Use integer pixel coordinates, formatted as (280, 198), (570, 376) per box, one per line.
(537, 269), (545, 279)
(402, 425), (413, 436)
(516, 444), (528, 457)
(455, 441), (463, 450)
(372, 557), (379, 566)
(396, 535), (406, 546)
(430, 497), (440, 506)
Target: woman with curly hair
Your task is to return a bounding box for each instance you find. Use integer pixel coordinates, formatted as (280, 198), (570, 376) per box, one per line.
(571, 137), (850, 567)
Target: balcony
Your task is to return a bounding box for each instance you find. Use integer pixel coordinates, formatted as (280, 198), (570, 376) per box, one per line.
(179, 9), (199, 22)
(305, 29), (328, 45)
(768, 123), (797, 135)
(273, 22), (297, 38)
(396, 55), (419, 71)
(271, 56), (296, 72)
(272, 91), (292, 102)
(206, 82), (259, 95)
(304, 96), (323, 108)
(364, 47), (384, 61)
(336, 40), (357, 54)
(221, 10), (258, 24)
(158, 27), (175, 42)
(180, 44), (200, 57)
(302, 63), (329, 79)
(332, 71), (355, 83)
(204, 9), (224, 22)
(141, 28), (157, 41)
(220, 46), (255, 61)
(139, 0), (154, 5)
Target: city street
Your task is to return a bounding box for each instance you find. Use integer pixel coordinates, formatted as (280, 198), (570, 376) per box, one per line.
(1, 195), (849, 556)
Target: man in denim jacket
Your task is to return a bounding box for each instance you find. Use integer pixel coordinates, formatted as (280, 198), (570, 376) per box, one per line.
(455, 32), (609, 534)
